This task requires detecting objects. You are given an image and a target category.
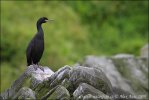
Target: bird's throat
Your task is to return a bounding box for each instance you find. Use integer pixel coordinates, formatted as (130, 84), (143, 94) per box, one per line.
(37, 24), (43, 32)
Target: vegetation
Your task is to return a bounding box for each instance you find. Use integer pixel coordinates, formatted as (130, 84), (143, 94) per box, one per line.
(0, 1), (148, 92)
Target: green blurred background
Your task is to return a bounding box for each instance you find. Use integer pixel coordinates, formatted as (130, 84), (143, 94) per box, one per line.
(0, 1), (148, 92)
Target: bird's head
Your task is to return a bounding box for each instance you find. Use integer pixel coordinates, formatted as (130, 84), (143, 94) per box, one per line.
(37, 17), (54, 25)
(39, 17), (49, 23)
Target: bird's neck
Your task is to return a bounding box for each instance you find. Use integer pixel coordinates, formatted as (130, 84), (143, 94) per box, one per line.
(36, 22), (44, 40)
(37, 23), (43, 33)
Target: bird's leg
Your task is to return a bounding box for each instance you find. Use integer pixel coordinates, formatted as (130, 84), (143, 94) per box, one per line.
(37, 63), (44, 72)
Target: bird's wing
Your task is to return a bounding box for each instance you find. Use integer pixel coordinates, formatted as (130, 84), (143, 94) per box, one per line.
(26, 39), (34, 66)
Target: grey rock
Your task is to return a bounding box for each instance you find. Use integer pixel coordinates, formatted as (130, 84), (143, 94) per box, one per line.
(33, 66), (72, 99)
(81, 56), (134, 94)
(31, 66), (54, 89)
(1, 53), (148, 100)
(28, 66), (55, 98)
(112, 56), (148, 95)
(112, 87), (137, 100)
(49, 65), (71, 88)
(12, 87), (36, 99)
(140, 44), (148, 58)
(0, 65), (52, 99)
(73, 83), (109, 100)
(114, 54), (135, 58)
(46, 85), (70, 100)
(81, 55), (148, 99)
(61, 78), (72, 89)
(83, 94), (111, 100)
(69, 66), (113, 95)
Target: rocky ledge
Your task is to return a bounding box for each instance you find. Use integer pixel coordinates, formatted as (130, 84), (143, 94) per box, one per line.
(0, 54), (148, 100)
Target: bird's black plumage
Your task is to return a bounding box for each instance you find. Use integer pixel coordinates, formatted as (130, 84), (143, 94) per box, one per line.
(26, 17), (48, 66)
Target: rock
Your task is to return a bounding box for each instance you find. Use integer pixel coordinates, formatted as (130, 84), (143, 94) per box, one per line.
(61, 78), (72, 89)
(112, 87), (137, 100)
(81, 55), (148, 99)
(31, 66), (54, 88)
(28, 66), (55, 98)
(112, 56), (148, 95)
(81, 56), (134, 94)
(114, 54), (134, 58)
(82, 94), (98, 100)
(49, 65), (71, 88)
(1, 54), (148, 100)
(73, 83), (109, 100)
(0, 65), (53, 99)
(140, 44), (148, 58)
(12, 87), (36, 99)
(46, 85), (70, 100)
(32, 66), (72, 99)
(69, 66), (113, 95)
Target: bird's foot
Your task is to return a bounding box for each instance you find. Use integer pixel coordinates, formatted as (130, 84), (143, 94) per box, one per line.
(32, 64), (44, 72)
(32, 64), (38, 70)
(37, 65), (44, 72)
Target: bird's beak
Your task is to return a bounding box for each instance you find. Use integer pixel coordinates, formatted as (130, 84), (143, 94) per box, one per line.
(46, 19), (54, 22)
(45, 19), (48, 22)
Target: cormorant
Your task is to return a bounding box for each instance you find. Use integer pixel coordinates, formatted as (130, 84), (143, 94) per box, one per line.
(26, 17), (48, 70)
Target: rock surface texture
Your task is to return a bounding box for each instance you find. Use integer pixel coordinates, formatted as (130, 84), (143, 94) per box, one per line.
(0, 54), (148, 100)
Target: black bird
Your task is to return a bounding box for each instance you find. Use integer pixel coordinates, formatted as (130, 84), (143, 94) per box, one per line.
(26, 17), (48, 70)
